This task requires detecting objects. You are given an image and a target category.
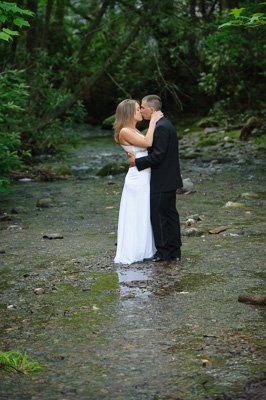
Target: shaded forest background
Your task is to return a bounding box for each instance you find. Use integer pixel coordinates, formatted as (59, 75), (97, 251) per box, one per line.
(0, 0), (265, 190)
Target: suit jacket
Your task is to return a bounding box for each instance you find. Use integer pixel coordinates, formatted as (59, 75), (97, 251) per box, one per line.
(135, 116), (183, 193)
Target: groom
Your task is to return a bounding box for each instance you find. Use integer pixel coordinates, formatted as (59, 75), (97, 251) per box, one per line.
(128, 94), (183, 262)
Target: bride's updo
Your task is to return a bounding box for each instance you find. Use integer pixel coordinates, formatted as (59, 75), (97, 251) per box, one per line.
(114, 99), (138, 143)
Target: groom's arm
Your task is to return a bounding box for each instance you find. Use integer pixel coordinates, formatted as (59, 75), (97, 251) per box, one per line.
(135, 125), (169, 171)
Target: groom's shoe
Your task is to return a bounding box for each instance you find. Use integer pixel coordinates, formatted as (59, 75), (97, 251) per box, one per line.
(171, 257), (181, 261)
(143, 255), (165, 262)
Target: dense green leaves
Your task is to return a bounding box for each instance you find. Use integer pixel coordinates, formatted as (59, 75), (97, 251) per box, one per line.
(0, 1), (33, 40)
(219, 3), (266, 28)
(0, 0), (265, 189)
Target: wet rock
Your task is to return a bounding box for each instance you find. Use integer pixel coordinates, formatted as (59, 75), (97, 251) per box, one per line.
(11, 206), (28, 214)
(178, 178), (195, 193)
(202, 359), (212, 369)
(204, 127), (218, 134)
(64, 310), (74, 316)
(185, 218), (197, 227)
(240, 192), (260, 200)
(209, 226), (227, 234)
(48, 164), (72, 176)
(224, 201), (244, 208)
(224, 136), (233, 142)
(187, 214), (202, 221)
(36, 198), (53, 208)
(238, 293), (266, 306)
(97, 161), (128, 176)
(201, 372), (266, 400)
(181, 227), (204, 237)
(6, 225), (22, 230)
(7, 304), (17, 310)
(43, 233), (64, 240)
(224, 142), (235, 149)
(34, 288), (45, 295)
(18, 178), (34, 182)
(197, 118), (219, 128)
(0, 214), (13, 221)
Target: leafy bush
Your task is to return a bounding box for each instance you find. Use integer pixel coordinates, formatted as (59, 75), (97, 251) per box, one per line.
(0, 70), (31, 192)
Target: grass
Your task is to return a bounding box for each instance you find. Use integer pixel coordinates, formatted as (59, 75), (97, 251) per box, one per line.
(0, 351), (43, 376)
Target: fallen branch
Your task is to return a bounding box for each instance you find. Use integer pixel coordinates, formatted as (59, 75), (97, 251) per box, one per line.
(238, 293), (266, 305)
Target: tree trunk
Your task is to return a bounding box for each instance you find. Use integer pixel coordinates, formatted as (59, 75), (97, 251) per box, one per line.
(60, 0), (109, 90)
(40, 0), (54, 49)
(201, 0), (206, 17)
(33, 18), (143, 131)
(55, 0), (64, 23)
(209, 0), (219, 15)
(26, 0), (38, 53)
(190, 0), (196, 18)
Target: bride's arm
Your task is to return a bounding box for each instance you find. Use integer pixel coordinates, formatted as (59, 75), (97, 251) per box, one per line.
(119, 111), (163, 147)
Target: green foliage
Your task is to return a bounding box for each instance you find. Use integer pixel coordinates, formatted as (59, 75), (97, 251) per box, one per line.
(0, 1), (33, 41)
(219, 4), (266, 29)
(0, 0), (265, 179)
(198, 3), (265, 117)
(0, 350), (43, 375)
(0, 69), (31, 192)
(0, 58), (85, 190)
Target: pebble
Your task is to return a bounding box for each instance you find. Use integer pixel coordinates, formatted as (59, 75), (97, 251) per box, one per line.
(34, 288), (45, 295)
(225, 201), (244, 207)
(36, 198), (53, 208)
(43, 233), (64, 240)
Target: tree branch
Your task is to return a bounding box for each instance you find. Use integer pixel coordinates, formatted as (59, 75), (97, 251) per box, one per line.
(33, 18), (143, 131)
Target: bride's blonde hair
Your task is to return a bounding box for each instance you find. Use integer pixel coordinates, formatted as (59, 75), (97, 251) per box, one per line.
(114, 99), (138, 143)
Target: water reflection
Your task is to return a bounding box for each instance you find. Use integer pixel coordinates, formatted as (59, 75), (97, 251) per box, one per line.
(116, 267), (153, 296)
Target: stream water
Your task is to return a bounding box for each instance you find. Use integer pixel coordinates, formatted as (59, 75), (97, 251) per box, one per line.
(0, 125), (265, 400)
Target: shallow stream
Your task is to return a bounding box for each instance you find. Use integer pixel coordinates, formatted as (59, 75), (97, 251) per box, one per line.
(0, 126), (265, 399)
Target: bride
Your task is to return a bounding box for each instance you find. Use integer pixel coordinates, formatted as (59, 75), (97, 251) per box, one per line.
(113, 99), (163, 264)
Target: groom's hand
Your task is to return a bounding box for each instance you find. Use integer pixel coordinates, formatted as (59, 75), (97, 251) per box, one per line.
(126, 151), (136, 167)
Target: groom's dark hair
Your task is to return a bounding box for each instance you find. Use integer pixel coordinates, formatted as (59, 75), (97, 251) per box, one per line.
(142, 95), (162, 111)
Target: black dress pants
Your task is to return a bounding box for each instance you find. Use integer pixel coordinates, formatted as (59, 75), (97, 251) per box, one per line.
(150, 190), (182, 260)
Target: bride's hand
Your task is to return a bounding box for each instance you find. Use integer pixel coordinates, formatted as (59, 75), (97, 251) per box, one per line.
(151, 110), (164, 123)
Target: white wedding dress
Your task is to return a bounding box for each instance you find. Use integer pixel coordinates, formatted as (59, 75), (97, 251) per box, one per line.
(114, 131), (156, 264)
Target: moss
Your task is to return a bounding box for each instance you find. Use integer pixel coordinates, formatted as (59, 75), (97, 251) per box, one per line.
(50, 165), (72, 176)
(96, 161), (128, 176)
(196, 139), (218, 148)
(41, 164), (72, 176)
(200, 152), (213, 161)
(226, 130), (241, 138)
(182, 151), (201, 159)
(251, 133), (266, 147)
(197, 117), (219, 128)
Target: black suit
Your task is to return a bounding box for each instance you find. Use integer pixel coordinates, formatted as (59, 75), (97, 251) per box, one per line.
(135, 117), (183, 260)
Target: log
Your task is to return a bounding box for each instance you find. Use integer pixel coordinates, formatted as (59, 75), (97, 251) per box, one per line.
(240, 117), (264, 141)
(238, 293), (266, 305)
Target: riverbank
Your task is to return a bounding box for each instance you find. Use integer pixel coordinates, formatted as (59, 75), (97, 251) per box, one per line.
(0, 126), (265, 399)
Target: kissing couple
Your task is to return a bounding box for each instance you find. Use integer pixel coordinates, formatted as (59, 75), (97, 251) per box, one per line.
(114, 95), (183, 264)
